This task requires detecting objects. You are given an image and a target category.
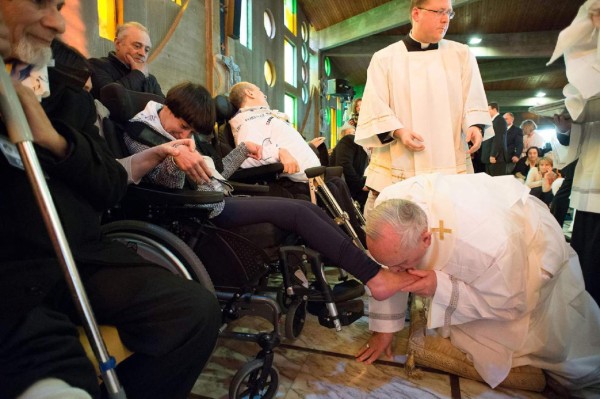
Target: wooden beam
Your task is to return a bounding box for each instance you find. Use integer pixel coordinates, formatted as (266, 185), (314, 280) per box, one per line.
(323, 31), (560, 59)
(479, 58), (565, 82)
(486, 89), (564, 111)
(313, 0), (484, 51)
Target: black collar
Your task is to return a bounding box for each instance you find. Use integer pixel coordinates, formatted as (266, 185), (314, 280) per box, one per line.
(402, 35), (439, 52)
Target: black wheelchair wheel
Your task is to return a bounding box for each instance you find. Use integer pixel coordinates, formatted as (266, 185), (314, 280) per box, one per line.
(101, 220), (215, 293)
(229, 358), (279, 399)
(284, 298), (307, 340)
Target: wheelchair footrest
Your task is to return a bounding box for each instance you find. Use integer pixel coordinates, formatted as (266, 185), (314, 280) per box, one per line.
(332, 279), (365, 302)
(316, 299), (364, 328)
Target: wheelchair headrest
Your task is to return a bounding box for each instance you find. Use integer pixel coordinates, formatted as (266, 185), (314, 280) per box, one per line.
(100, 83), (165, 124)
(214, 94), (238, 124)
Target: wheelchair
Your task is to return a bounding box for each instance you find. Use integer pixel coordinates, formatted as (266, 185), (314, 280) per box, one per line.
(97, 83), (366, 397)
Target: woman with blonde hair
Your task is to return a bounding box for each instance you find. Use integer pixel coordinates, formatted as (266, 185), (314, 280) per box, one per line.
(520, 119), (545, 158)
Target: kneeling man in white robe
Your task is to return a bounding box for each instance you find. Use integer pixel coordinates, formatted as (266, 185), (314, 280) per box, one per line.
(357, 173), (600, 393)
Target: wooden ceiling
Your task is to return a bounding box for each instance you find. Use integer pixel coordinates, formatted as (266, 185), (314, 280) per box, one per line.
(299, 0), (583, 113)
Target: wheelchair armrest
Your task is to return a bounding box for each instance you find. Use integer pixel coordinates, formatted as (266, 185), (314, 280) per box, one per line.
(126, 184), (224, 205)
(325, 166), (343, 179)
(229, 163), (284, 183)
(305, 166), (327, 178)
(229, 181), (270, 193)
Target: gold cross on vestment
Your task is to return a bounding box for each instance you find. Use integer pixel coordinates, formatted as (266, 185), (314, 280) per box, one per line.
(431, 220), (452, 240)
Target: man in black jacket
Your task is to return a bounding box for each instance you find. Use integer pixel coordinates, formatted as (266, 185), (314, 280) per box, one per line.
(331, 124), (369, 210)
(503, 112), (524, 174)
(89, 21), (164, 99)
(0, 2), (219, 398)
(481, 102), (507, 176)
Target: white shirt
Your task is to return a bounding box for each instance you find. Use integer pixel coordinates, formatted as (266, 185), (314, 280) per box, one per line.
(229, 106), (320, 182)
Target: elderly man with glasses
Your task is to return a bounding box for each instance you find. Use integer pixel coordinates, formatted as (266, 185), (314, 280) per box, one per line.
(355, 0), (492, 361)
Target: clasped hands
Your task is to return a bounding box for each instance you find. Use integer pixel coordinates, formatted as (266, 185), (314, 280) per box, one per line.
(393, 125), (482, 154)
(166, 140), (262, 184)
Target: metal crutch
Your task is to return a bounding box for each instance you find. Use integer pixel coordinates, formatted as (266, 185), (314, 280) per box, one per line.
(306, 167), (366, 251)
(0, 61), (127, 399)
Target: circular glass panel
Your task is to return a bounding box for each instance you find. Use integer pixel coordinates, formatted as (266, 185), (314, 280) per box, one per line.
(324, 57), (331, 77)
(264, 9), (276, 39)
(301, 64), (308, 83)
(301, 43), (308, 63)
(302, 86), (309, 104)
(264, 60), (276, 87)
(301, 22), (309, 42)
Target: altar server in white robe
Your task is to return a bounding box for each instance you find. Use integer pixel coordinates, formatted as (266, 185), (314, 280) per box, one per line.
(548, 0), (600, 305)
(356, 173), (600, 393)
(355, 0), (492, 217)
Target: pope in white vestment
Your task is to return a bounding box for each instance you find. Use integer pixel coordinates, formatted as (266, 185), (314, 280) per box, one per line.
(355, 36), (492, 193)
(367, 173), (600, 392)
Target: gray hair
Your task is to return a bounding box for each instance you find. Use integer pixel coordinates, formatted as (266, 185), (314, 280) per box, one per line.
(520, 119), (537, 132)
(366, 199), (428, 249)
(116, 21), (149, 41)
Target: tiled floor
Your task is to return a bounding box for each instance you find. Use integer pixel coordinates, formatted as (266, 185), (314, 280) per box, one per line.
(191, 287), (554, 399)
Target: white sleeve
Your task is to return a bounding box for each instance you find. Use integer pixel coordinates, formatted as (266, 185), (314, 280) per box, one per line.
(368, 291), (409, 333)
(355, 51), (404, 148)
(235, 123), (280, 168)
(427, 239), (534, 329)
(461, 47), (492, 133)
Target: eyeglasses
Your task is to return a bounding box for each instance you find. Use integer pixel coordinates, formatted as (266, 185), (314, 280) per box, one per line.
(417, 7), (455, 19)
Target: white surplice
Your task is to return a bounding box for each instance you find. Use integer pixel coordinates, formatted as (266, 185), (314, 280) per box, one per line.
(355, 39), (491, 192)
(370, 173), (600, 390)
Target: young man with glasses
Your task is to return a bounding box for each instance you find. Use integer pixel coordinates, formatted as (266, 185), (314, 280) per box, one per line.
(355, 0), (492, 362)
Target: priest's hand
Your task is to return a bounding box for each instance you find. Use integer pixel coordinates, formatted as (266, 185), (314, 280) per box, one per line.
(392, 128), (425, 152)
(490, 156), (496, 164)
(355, 332), (394, 364)
(402, 269), (437, 297)
(553, 113), (571, 134)
(466, 126), (483, 154)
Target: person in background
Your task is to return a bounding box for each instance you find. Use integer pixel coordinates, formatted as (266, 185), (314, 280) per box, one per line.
(513, 146), (541, 183)
(347, 97), (362, 127)
(520, 119), (546, 158)
(503, 112), (524, 174)
(480, 102), (507, 176)
(89, 21), (164, 99)
(331, 123), (370, 210)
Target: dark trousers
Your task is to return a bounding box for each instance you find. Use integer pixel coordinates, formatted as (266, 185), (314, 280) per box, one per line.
(551, 160), (577, 227)
(212, 196), (379, 283)
(268, 177), (366, 247)
(1, 265), (220, 399)
(485, 161), (507, 176)
(570, 210), (600, 306)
